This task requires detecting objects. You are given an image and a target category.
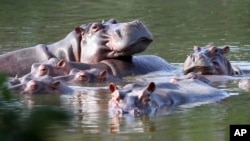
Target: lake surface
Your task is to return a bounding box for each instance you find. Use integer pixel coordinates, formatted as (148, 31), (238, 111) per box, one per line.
(1, 0), (250, 141)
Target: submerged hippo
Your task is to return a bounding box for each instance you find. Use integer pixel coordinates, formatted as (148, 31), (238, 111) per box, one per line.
(183, 45), (242, 75)
(0, 19), (154, 76)
(108, 79), (229, 116)
(9, 75), (73, 95)
(8, 58), (68, 85)
(54, 68), (122, 85)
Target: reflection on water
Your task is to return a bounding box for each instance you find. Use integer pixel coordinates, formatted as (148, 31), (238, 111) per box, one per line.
(1, 0), (250, 140)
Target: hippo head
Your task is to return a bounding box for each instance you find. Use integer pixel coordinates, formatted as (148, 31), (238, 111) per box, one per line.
(183, 45), (236, 75)
(75, 19), (153, 63)
(20, 75), (62, 94)
(31, 59), (71, 77)
(69, 68), (107, 83)
(108, 82), (156, 116)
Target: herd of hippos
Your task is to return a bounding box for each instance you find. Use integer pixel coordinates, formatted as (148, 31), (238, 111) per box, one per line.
(1, 19), (250, 116)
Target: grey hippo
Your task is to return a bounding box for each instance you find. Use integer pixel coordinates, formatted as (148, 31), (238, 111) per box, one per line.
(183, 45), (243, 76)
(53, 68), (122, 85)
(9, 75), (74, 95)
(0, 19), (177, 77)
(108, 79), (229, 116)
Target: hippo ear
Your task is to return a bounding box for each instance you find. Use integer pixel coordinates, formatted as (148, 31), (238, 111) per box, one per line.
(105, 19), (118, 24)
(75, 27), (85, 36)
(98, 70), (107, 82)
(193, 46), (201, 52)
(56, 59), (66, 68)
(109, 83), (118, 93)
(146, 82), (156, 93)
(223, 46), (230, 54)
(50, 81), (61, 89)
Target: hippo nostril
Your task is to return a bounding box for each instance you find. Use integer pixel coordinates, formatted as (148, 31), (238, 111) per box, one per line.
(91, 23), (102, 32)
(192, 55), (196, 62)
(133, 20), (141, 26)
(193, 46), (201, 52)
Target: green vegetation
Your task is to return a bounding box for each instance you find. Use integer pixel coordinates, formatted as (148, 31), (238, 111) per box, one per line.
(0, 74), (71, 141)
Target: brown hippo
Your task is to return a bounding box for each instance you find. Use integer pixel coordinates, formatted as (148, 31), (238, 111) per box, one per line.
(9, 75), (73, 95)
(183, 45), (242, 75)
(0, 19), (154, 76)
(108, 79), (229, 116)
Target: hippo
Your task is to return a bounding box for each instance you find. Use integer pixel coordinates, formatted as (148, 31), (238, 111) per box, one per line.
(9, 75), (73, 95)
(8, 58), (68, 85)
(183, 45), (242, 76)
(0, 19), (153, 77)
(54, 68), (122, 85)
(108, 79), (229, 116)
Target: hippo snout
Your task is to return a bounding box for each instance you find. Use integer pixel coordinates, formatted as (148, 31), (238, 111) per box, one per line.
(183, 53), (214, 75)
(106, 20), (153, 54)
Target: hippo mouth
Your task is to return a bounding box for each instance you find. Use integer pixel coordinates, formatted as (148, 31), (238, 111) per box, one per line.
(184, 66), (215, 75)
(106, 20), (153, 55)
(113, 37), (152, 55)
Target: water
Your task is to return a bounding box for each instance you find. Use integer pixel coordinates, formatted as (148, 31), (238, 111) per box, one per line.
(1, 0), (250, 141)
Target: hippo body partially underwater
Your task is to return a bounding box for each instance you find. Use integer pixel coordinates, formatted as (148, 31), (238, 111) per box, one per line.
(183, 45), (242, 76)
(108, 79), (229, 116)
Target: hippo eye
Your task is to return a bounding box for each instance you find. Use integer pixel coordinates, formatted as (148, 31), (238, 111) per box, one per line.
(212, 61), (219, 66)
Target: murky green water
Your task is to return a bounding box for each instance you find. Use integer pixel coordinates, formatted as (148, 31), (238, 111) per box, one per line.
(1, 0), (250, 141)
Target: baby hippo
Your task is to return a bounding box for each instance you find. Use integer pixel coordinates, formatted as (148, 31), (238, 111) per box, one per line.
(54, 68), (121, 85)
(9, 75), (73, 95)
(9, 58), (69, 85)
(108, 79), (229, 116)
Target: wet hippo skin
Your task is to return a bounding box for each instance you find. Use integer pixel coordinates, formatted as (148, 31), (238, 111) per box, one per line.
(183, 45), (243, 75)
(58, 55), (178, 78)
(54, 68), (122, 85)
(0, 19), (154, 77)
